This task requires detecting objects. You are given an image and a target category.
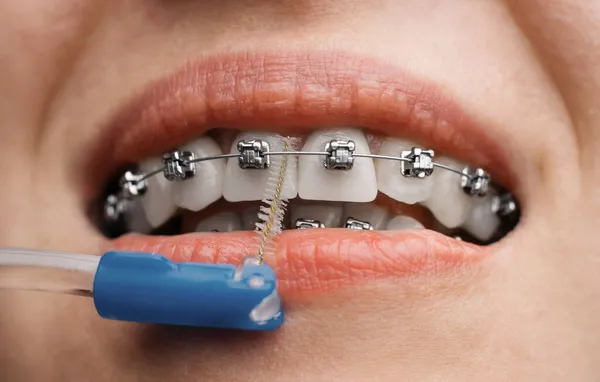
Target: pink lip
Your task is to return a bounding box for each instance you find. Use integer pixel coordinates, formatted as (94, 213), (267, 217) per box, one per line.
(84, 50), (514, 294)
(107, 229), (487, 298)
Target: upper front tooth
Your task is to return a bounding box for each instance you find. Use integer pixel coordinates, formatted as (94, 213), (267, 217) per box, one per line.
(461, 194), (501, 241)
(375, 138), (435, 205)
(422, 157), (472, 229)
(223, 132), (298, 202)
(298, 129), (377, 202)
(290, 202), (344, 228)
(140, 157), (177, 228)
(343, 203), (390, 230)
(171, 136), (225, 211)
(195, 211), (242, 233)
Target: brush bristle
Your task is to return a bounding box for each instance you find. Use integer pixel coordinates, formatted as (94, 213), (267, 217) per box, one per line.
(254, 136), (300, 263)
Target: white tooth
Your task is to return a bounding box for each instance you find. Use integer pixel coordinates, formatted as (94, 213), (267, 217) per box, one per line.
(462, 195), (501, 241)
(241, 206), (259, 230)
(385, 216), (425, 230)
(375, 138), (435, 204)
(172, 137), (224, 211)
(343, 203), (389, 230)
(298, 128), (377, 202)
(423, 157), (471, 229)
(223, 132), (298, 202)
(140, 157), (177, 228)
(290, 202), (344, 228)
(126, 199), (152, 234)
(195, 211), (242, 233)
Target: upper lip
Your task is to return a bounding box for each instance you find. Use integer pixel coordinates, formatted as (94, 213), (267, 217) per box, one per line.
(85, 51), (517, 199)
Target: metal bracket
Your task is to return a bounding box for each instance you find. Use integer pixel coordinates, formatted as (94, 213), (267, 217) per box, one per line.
(119, 170), (148, 198)
(295, 219), (325, 229)
(104, 194), (130, 222)
(163, 150), (196, 181)
(401, 147), (435, 178)
(324, 139), (355, 170)
(492, 193), (518, 218)
(461, 167), (490, 196)
(103, 169), (147, 222)
(345, 218), (373, 230)
(238, 140), (271, 169)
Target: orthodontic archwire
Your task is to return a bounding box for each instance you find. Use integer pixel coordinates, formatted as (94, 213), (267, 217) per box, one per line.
(103, 138), (519, 226)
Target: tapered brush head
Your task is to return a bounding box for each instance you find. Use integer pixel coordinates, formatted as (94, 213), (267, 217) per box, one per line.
(254, 136), (300, 263)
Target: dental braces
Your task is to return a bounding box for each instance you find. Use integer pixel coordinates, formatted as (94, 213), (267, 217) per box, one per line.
(294, 217), (375, 230)
(103, 138), (518, 227)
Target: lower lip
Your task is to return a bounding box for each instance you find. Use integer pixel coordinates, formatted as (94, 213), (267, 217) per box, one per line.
(107, 229), (487, 297)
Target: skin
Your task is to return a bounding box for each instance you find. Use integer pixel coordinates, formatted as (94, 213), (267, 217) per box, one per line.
(1, 0), (599, 380)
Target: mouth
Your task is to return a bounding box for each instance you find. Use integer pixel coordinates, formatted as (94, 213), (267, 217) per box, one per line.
(86, 51), (521, 297)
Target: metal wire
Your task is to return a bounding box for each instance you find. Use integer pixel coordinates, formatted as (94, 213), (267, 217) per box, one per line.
(139, 167), (165, 182)
(263, 151), (329, 157)
(432, 163), (468, 177)
(137, 151), (473, 181)
(353, 153), (410, 162)
(188, 153), (241, 163)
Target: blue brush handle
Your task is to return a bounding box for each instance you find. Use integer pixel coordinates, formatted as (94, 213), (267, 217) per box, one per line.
(92, 251), (284, 331)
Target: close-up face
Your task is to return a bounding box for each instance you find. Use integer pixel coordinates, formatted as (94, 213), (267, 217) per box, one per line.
(1, 0), (599, 380)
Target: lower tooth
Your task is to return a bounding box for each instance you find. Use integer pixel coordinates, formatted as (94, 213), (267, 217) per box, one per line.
(343, 203), (389, 230)
(195, 211), (242, 233)
(461, 195), (500, 241)
(140, 157), (177, 228)
(290, 203), (344, 228)
(385, 216), (424, 230)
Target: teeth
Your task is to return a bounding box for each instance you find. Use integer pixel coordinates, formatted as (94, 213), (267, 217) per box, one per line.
(462, 195), (500, 241)
(343, 203), (389, 230)
(126, 199), (152, 234)
(298, 129), (377, 202)
(223, 132), (298, 202)
(130, 130), (507, 241)
(290, 202), (344, 228)
(195, 211), (242, 233)
(423, 157), (472, 229)
(139, 157), (177, 228)
(172, 137), (225, 211)
(375, 138), (436, 204)
(385, 216), (424, 230)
